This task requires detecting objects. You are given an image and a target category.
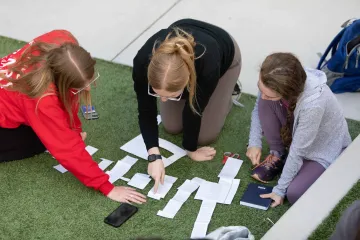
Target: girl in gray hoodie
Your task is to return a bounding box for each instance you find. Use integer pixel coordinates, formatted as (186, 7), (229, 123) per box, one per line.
(246, 53), (351, 206)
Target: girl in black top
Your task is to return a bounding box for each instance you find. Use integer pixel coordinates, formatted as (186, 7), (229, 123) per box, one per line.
(133, 19), (241, 191)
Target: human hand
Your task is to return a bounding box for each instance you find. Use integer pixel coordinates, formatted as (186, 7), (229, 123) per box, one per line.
(260, 192), (284, 208)
(187, 147), (216, 161)
(148, 160), (165, 193)
(107, 186), (147, 204)
(246, 147), (262, 165)
(80, 132), (87, 141)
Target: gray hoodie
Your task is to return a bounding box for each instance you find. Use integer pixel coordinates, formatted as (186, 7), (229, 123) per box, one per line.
(248, 68), (352, 197)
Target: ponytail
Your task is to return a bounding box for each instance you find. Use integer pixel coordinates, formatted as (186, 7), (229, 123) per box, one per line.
(148, 27), (205, 114)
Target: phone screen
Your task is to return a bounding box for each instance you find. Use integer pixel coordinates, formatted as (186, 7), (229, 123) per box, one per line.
(104, 203), (138, 228)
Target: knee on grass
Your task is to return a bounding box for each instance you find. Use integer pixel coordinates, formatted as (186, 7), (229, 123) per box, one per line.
(286, 186), (302, 205)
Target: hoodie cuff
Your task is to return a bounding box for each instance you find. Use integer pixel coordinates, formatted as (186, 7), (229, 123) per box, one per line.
(272, 185), (286, 198)
(99, 181), (114, 196)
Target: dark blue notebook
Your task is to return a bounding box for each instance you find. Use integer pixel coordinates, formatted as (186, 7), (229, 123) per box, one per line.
(240, 183), (273, 210)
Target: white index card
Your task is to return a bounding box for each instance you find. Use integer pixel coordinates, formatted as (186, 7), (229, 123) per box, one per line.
(218, 157), (243, 179)
(53, 164), (67, 173)
(196, 200), (217, 223)
(172, 190), (192, 203)
(127, 173), (152, 189)
(98, 158), (113, 170)
(195, 181), (222, 202)
(85, 145), (98, 156)
(148, 182), (173, 199)
(164, 175), (178, 184)
(191, 222), (209, 239)
(178, 180), (200, 193)
(224, 179), (240, 204)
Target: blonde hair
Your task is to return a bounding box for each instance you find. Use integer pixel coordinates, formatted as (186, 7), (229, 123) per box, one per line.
(5, 41), (95, 126)
(148, 28), (201, 113)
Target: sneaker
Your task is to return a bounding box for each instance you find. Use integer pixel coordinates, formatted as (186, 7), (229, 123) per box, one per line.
(232, 80), (244, 107)
(251, 154), (285, 183)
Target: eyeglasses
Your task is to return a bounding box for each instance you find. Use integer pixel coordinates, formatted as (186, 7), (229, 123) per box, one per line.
(71, 72), (100, 95)
(147, 84), (183, 101)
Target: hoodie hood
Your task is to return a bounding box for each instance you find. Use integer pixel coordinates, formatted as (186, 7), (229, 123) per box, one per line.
(296, 68), (327, 109)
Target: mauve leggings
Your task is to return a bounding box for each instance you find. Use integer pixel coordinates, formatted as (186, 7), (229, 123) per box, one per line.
(258, 98), (325, 204)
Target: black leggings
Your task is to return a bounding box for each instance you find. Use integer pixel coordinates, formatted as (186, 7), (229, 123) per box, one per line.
(0, 125), (46, 163)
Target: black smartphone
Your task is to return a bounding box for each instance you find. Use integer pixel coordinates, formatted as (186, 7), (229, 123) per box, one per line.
(104, 203), (138, 228)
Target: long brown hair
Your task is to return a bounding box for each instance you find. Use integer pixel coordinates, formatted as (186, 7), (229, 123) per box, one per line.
(5, 41), (96, 126)
(148, 28), (202, 113)
(260, 53), (307, 147)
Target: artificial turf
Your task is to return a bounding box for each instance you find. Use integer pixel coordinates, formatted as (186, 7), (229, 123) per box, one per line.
(0, 36), (359, 240)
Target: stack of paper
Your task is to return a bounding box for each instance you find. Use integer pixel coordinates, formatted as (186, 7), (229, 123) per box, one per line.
(53, 145), (99, 173)
(105, 156), (138, 183)
(148, 175), (178, 200)
(191, 201), (217, 238)
(157, 178), (203, 219)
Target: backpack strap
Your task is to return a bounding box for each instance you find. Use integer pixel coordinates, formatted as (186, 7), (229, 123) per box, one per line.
(317, 28), (346, 70)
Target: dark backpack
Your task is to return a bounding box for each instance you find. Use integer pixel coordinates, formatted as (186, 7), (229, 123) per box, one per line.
(317, 18), (360, 93)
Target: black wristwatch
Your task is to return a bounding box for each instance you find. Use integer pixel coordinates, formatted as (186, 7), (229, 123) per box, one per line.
(148, 154), (162, 163)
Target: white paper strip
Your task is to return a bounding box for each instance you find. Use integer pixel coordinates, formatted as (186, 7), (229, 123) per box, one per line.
(218, 157), (243, 179)
(106, 156), (138, 183)
(224, 179), (241, 205)
(120, 135), (186, 168)
(98, 158), (113, 170)
(191, 201), (217, 238)
(127, 173), (152, 189)
(85, 145), (98, 156)
(53, 164), (68, 173)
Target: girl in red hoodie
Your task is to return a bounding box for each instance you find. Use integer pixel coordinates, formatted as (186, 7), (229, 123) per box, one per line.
(0, 30), (146, 204)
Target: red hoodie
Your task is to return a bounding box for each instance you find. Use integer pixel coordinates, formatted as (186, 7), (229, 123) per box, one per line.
(0, 30), (114, 195)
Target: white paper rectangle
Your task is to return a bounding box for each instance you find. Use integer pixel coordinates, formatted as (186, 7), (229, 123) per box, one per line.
(192, 177), (205, 185)
(148, 182), (173, 199)
(191, 222), (209, 239)
(218, 157), (243, 179)
(120, 135), (186, 168)
(127, 173), (152, 190)
(195, 181), (222, 202)
(98, 158), (113, 170)
(162, 199), (182, 217)
(107, 164), (131, 183)
(224, 179), (240, 204)
(196, 201), (217, 223)
(85, 145), (98, 156)
(121, 156), (138, 166)
(217, 178), (233, 204)
(53, 164), (67, 173)
(172, 190), (192, 203)
(157, 210), (174, 219)
(164, 175), (178, 184)
(178, 179), (200, 193)
(119, 176), (130, 182)
(157, 115), (162, 125)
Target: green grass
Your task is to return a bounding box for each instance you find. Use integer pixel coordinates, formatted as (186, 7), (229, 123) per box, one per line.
(0, 36), (359, 240)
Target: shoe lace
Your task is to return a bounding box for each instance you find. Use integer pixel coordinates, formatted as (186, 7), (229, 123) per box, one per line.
(252, 154), (280, 170)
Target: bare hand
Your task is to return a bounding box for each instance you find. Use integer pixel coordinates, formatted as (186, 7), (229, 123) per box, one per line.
(107, 186), (147, 204)
(187, 147), (216, 161)
(260, 192), (284, 208)
(148, 160), (165, 193)
(80, 132), (87, 141)
(246, 147), (261, 165)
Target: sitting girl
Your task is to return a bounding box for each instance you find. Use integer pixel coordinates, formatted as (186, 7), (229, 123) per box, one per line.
(246, 52), (351, 206)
